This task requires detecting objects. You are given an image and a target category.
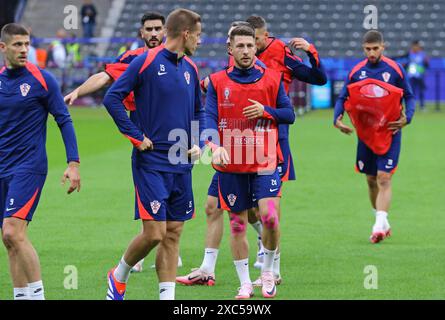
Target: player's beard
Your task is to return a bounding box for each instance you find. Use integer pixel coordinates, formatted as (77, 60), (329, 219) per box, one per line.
(238, 56), (253, 69)
(368, 54), (382, 64)
(145, 37), (161, 49)
(10, 54), (27, 68)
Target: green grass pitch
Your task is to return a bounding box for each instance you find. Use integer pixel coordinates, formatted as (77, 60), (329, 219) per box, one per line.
(0, 106), (444, 300)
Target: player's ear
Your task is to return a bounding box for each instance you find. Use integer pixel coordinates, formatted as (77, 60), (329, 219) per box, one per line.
(228, 43), (233, 55)
(183, 30), (189, 41)
(0, 41), (6, 52)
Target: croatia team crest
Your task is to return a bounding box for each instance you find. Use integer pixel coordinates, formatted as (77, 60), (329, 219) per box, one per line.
(227, 194), (237, 206)
(150, 200), (161, 214)
(382, 72), (391, 82)
(20, 83), (31, 97)
(184, 71), (191, 85)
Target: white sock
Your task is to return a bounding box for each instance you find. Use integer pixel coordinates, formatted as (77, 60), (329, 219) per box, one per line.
(114, 257), (132, 283)
(159, 282), (175, 300)
(375, 211), (388, 229)
(234, 258), (251, 285)
(200, 248), (218, 274)
(273, 252), (281, 277)
(250, 221), (263, 237)
(28, 280), (45, 300)
(14, 287), (29, 300)
(262, 246), (277, 273)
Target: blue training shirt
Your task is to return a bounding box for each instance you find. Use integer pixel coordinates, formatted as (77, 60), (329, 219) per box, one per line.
(103, 45), (205, 173)
(0, 63), (79, 178)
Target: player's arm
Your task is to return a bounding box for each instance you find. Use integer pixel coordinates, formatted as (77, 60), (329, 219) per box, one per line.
(43, 72), (81, 194)
(64, 71), (112, 105)
(244, 82), (295, 124)
(286, 39), (327, 85)
(204, 81), (229, 167)
(190, 73), (206, 160)
(333, 78), (354, 135)
(388, 66), (416, 133)
(102, 55), (152, 151)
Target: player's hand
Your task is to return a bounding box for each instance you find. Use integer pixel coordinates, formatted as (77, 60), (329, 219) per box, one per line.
(243, 99), (265, 119)
(388, 113), (407, 135)
(212, 146), (230, 168)
(288, 38), (310, 52)
(187, 144), (201, 163)
(61, 161), (81, 194)
(202, 77), (210, 92)
(64, 89), (79, 106)
(137, 136), (154, 152)
(335, 114), (354, 135)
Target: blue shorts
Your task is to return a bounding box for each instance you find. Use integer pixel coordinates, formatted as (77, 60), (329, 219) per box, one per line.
(207, 172), (219, 198)
(277, 138), (296, 181)
(132, 165), (194, 222)
(356, 131), (401, 176)
(0, 173), (46, 228)
(217, 170), (281, 212)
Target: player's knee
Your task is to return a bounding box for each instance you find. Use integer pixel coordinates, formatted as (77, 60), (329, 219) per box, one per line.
(377, 173), (392, 189)
(142, 227), (166, 245)
(205, 198), (220, 217)
(367, 176), (378, 189)
(229, 213), (246, 235)
(166, 224), (183, 242)
(1, 227), (25, 250)
(260, 200), (279, 230)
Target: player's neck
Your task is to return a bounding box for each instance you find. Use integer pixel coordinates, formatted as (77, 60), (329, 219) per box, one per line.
(5, 60), (25, 70)
(367, 55), (383, 66)
(234, 63), (254, 71)
(164, 38), (185, 59)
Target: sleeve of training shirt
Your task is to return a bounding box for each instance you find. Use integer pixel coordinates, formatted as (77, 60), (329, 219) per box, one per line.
(333, 76), (351, 125)
(284, 45), (327, 85)
(43, 71), (80, 163)
(397, 65), (416, 124)
(263, 82), (296, 124)
(204, 80), (219, 147)
(103, 54), (145, 147)
(193, 72), (206, 149)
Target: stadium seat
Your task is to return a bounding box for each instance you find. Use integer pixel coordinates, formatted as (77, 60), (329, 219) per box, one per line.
(106, 0), (445, 58)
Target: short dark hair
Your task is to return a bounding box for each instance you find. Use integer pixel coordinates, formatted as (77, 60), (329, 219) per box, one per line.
(363, 30), (384, 44)
(231, 21), (252, 28)
(1, 23), (29, 43)
(141, 12), (165, 26)
(246, 15), (267, 30)
(165, 8), (201, 39)
(230, 25), (255, 42)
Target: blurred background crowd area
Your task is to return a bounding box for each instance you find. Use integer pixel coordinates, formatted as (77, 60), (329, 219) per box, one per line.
(1, 0), (443, 112)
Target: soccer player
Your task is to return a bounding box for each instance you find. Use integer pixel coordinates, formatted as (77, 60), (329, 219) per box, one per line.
(334, 30), (415, 243)
(246, 15), (327, 285)
(206, 25), (295, 299)
(64, 11), (165, 107)
(176, 21), (267, 287)
(0, 23), (81, 300)
(103, 8), (204, 300)
(64, 12), (170, 273)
